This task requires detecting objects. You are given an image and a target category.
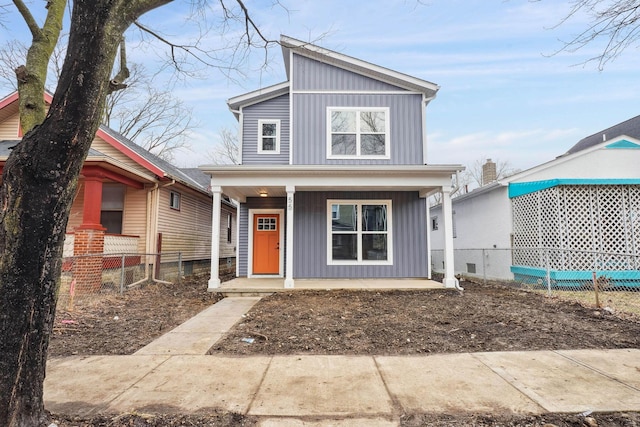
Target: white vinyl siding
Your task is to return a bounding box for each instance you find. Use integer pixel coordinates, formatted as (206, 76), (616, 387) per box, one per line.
(0, 112), (20, 139)
(157, 186), (212, 262)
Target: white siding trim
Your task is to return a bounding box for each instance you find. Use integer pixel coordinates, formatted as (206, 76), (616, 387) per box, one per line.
(293, 90), (421, 95)
(289, 48), (294, 166)
(238, 106), (244, 165)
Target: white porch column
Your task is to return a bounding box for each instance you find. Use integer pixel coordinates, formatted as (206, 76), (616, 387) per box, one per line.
(284, 185), (295, 288)
(208, 186), (222, 290)
(441, 186), (459, 289)
(426, 198), (432, 279)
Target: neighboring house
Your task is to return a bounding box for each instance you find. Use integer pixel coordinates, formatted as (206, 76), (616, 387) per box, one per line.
(201, 35), (463, 289)
(430, 115), (640, 287)
(0, 91), (236, 286)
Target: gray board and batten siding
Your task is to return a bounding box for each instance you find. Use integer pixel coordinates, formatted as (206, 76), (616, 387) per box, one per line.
(293, 93), (425, 165)
(238, 191), (427, 278)
(291, 54), (426, 165)
(292, 55), (407, 92)
(292, 191), (428, 278)
(242, 94), (290, 165)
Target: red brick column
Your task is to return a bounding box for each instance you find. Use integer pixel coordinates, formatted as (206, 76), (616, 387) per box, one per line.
(73, 174), (106, 293)
(73, 229), (105, 293)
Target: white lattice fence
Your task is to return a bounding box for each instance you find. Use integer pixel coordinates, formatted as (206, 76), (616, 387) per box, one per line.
(512, 184), (640, 271)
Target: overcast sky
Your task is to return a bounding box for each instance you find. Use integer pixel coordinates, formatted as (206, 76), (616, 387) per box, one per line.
(3, 1), (640, 172)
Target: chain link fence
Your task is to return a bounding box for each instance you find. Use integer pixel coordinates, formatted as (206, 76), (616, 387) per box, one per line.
(58, 252), (191, 311)
(432, 248), (640, 318)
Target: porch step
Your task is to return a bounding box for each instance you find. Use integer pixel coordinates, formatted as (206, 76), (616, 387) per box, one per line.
(220, 289), (277, 297)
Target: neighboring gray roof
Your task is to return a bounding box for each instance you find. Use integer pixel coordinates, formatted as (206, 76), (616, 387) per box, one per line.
(180, 168), (211, 189)
(98, 126), (209, 195)
(567, 114), (640, 154)
(0, 140), (104, 158)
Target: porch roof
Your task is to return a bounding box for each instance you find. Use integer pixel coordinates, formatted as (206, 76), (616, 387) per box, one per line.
(199, 164), (464, 202)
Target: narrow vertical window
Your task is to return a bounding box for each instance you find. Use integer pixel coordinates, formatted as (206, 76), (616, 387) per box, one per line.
(170, 191), (181, 210)
(100, 183), (125, 234)
(258, 119), (280, 154)
(227, 212), (232, 243)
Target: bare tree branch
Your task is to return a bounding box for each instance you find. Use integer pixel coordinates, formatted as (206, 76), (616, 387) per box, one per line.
(208, 126), (239, 164)
(542, 0), (640, 69)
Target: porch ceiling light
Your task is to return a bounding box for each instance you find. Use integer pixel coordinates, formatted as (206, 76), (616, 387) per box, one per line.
(259, 191), (268, 197)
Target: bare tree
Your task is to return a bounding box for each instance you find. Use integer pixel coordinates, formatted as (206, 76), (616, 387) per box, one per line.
(208, 126), (240, 164)
(0, 40), (194, 162)
(545, 0), (640, 69)
(103, 65), (197, 161)
(0, 1), (279, 425)
(428, 157), (519, 206)
(463, 157), (519, 188)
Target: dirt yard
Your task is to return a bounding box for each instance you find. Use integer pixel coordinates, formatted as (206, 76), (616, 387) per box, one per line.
(48, 279), (640, 426)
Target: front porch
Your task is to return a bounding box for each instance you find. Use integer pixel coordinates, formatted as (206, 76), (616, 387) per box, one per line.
(219, 277), (446, 296)
(202, 164), (463, 290)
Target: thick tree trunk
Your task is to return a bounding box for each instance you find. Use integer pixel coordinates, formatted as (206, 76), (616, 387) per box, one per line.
(0, 1), (170, 425)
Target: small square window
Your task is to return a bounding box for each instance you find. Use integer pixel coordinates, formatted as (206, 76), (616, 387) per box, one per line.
(170, 191), (181, 210)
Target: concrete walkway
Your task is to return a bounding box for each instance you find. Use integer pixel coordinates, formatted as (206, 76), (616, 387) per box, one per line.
(44, 297), (640, 426)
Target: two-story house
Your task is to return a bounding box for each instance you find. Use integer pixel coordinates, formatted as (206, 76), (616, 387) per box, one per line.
(201, 35), (463, 289)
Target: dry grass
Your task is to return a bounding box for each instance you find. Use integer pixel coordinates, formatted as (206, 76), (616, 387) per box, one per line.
(531, 288), (640, 319)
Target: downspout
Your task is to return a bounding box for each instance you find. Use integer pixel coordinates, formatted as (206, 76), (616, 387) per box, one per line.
(230, 107), (243, 165)
(152, 179), (175, 284)
(445, 172), (464, 291)
(126, 183), (158, 288)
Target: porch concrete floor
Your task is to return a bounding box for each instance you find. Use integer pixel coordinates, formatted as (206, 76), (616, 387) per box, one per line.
(217, 278), (445, 295)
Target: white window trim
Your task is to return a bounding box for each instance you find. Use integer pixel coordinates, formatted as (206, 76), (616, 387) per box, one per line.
(326, 107), (390, 160)
(257, 119), (281, 154)
(326, 199), (393, 266)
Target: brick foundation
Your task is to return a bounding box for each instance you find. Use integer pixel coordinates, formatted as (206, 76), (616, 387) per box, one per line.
(73, 228), (105, 293)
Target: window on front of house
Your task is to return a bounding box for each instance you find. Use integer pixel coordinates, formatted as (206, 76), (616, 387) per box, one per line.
(100, 183), (125, 234)
(227, 212), (232, 243)
(328, 108), (389, 159)
(258, 119), (280, 154)
(327, 200), (392, 265)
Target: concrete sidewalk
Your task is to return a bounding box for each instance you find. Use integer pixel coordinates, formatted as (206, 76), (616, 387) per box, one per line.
(44, 297), (640, 426)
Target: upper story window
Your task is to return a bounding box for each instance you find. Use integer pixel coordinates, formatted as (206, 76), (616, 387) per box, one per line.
(170, 191), (181, 211)
(258, 119), (280, 154)
(327, 107), (389, 159)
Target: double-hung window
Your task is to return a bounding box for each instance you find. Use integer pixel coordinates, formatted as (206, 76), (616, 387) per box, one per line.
(257, 119), (280, 154)
(327, 200), (392, 265)
(327, 107), (389, 159)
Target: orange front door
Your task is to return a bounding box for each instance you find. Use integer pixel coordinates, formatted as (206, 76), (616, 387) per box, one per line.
(252, 214), (280, 274)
